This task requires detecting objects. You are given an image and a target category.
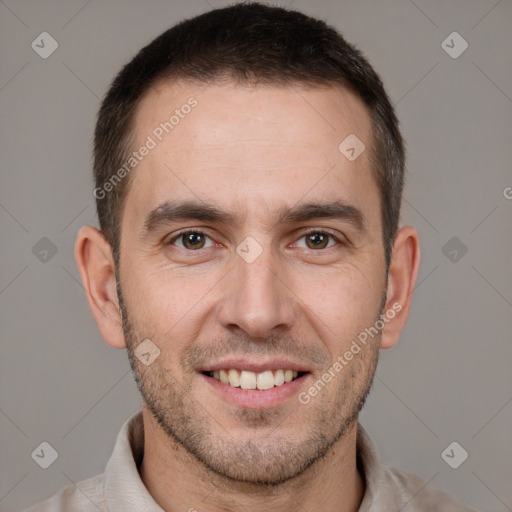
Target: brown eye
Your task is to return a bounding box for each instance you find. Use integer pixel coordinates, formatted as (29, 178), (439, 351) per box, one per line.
(305, 232), (329, 249)
(171, 231), (213, 250)
(294, 231), (339, 250)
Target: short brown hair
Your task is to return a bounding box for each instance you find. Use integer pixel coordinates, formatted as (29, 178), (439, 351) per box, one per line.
(93, 2), (405, 269)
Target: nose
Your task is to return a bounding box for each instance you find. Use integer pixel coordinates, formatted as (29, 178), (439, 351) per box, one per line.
(217, 244), (296, 339)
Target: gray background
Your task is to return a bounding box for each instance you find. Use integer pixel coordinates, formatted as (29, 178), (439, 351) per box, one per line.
(1, 0), (511, 510)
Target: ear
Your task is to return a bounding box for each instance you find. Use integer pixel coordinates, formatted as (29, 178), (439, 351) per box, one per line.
(380, 225), (421, 349)
(74, 225), (126, 349)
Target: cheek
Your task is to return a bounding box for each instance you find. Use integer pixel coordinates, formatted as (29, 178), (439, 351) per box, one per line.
(126, 267), (217, 340)
(292, 264), (382, 345)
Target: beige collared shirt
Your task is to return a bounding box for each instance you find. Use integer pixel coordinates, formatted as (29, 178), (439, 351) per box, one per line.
(19, 411), (476, 511)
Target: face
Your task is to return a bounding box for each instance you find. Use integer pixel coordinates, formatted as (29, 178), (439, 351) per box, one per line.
(117, 80), (387, 484)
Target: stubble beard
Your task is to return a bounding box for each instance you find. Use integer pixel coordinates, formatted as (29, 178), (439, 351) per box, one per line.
(116, 273), (382, 486)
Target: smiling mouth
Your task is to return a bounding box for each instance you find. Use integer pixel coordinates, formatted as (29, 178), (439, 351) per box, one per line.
(202, 369), (308, 390)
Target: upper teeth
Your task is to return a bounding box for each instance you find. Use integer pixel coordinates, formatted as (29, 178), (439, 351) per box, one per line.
(211, 369), (299, 390)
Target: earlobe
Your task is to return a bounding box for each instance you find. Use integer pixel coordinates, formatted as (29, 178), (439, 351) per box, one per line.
(380, 225), (421, 350)
(74, 225), (126, 349)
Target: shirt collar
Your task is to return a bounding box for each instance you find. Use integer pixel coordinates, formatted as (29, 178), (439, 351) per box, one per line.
(104, 410), (163, 511)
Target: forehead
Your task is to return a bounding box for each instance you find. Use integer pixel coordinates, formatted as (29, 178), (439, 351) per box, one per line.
(125, 79), (378, 228)
(135, 79), (372, 152)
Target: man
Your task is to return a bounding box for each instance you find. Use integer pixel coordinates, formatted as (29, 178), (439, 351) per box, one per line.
(22, 3), (475, 511)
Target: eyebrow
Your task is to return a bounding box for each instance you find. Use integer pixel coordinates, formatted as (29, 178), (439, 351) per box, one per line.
(141, 199), (366, 237)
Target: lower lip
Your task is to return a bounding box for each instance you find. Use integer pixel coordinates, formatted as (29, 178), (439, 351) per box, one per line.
(201, 373), (311, 409)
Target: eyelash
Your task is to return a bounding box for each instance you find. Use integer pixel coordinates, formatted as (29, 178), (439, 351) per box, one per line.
(168, 228), (345, 250)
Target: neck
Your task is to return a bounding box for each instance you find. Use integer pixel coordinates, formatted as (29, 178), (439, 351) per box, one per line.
(138, 406), (364, 512)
